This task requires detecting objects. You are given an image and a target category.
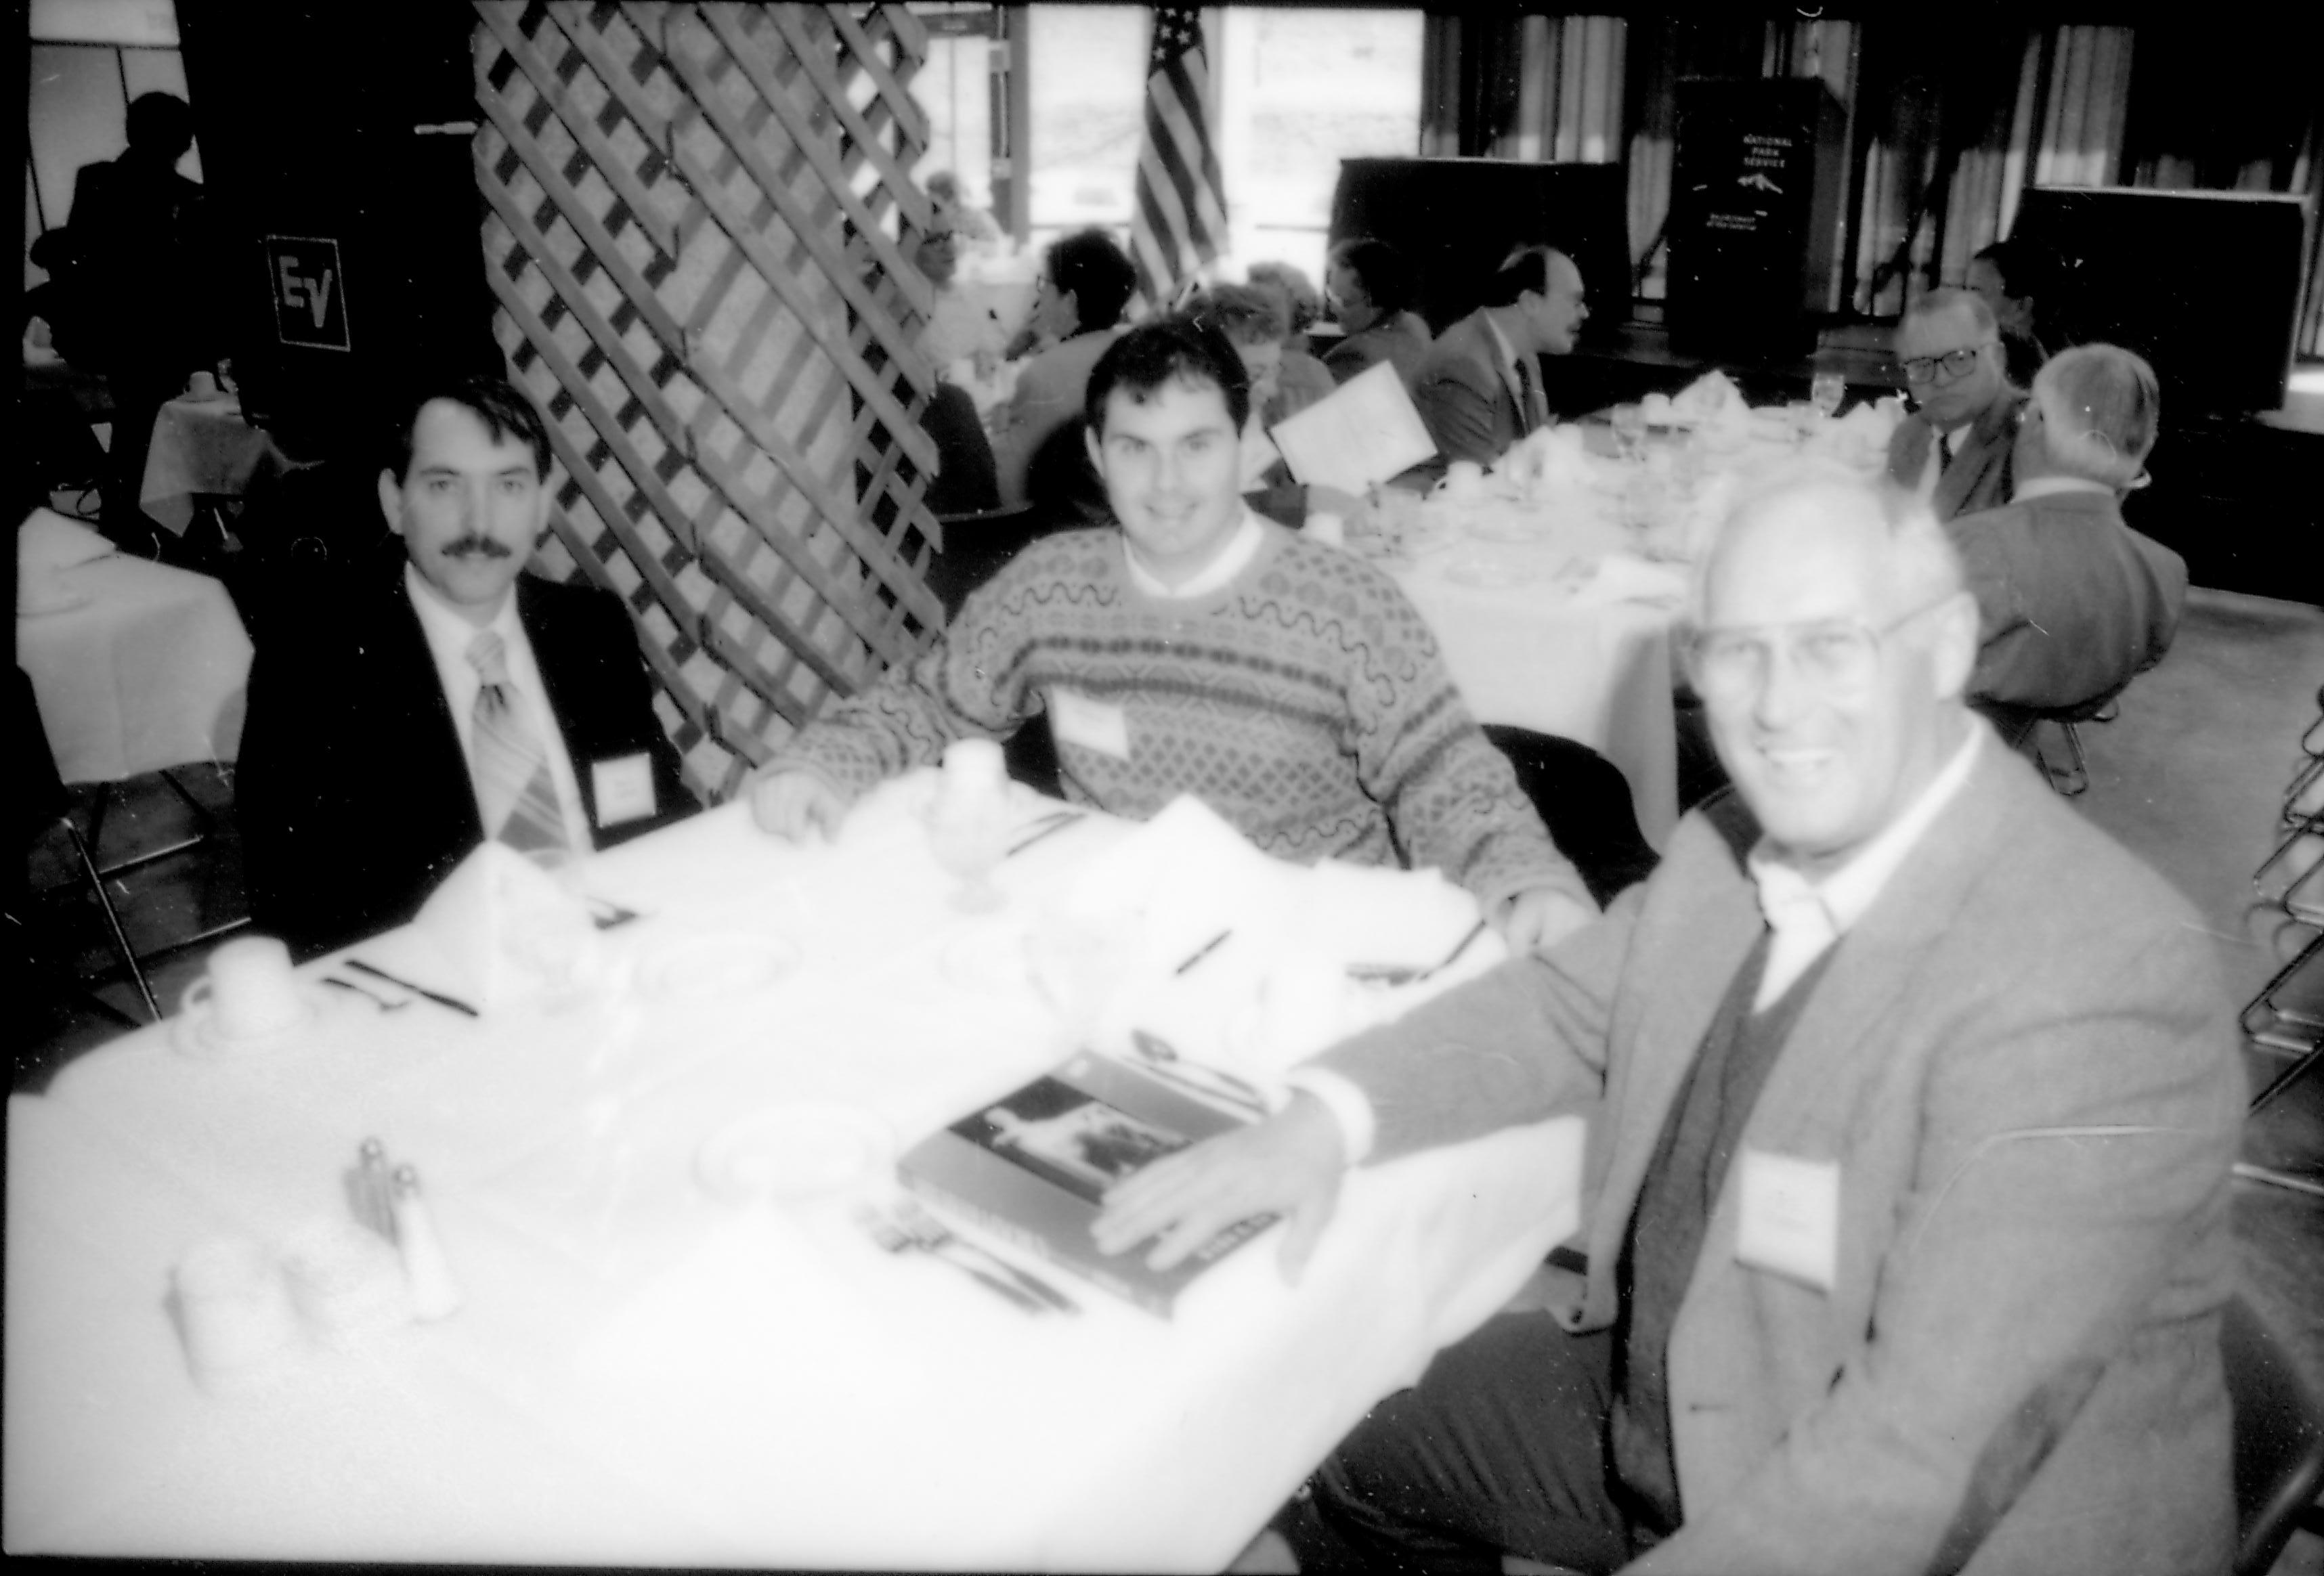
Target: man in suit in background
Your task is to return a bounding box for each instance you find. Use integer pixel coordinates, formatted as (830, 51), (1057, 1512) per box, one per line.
(1098, 467), (2239, 1575)
(238, 375), (695, 959)
(1885, 288), (2026, 521)
(1321, 236), (1433, 388)
(1408, 245), (1589, 470)
(1947, 343), (2187, 750)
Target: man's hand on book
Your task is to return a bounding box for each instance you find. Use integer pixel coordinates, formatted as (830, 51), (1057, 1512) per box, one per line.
(1090, 1091), (1346, 1284)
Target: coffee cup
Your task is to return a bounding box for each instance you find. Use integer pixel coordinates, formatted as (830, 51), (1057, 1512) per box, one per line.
(186, 370), (218, 399)
(181, 935), (305, 1041)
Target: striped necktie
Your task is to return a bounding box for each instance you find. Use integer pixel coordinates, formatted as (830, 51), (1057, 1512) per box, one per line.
(467, 630), (568, 855)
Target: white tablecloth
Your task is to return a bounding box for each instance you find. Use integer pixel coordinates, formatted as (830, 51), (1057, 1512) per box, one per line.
(17, 552), (253, 783)
(140, 393), (288, 536)
(6, 783), (1583, 1569)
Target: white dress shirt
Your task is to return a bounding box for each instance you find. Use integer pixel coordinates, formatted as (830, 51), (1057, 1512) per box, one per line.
(403, 563), (594, 851)
(2010, 475), (2111, 503)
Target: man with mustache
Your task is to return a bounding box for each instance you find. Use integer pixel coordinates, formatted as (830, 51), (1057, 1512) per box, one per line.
(238, 374), (695, 957)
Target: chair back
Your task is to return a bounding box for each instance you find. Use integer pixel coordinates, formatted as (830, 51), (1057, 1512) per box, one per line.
(2222, 1294), (2324, 1576)
(1482, 725), (1658, 907)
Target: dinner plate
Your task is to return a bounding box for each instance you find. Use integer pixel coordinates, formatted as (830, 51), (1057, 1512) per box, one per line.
(170, 984), (332, 1060)
(632, 931), (799, 1000)
(694, 1103), (894, 1204)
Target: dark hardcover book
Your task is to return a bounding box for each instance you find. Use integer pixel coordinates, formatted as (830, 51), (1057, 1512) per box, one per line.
(898, 1051), (1276, 1316)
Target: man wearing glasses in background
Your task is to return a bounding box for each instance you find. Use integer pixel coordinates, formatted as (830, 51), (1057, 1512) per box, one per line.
(1097, 467), (2239, 1575)
(1885, 288), (2027, 521)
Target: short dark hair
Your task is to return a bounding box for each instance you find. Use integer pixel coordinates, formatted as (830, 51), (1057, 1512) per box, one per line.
(1046, 229), (1138, 334)
(385, 374), (554, 483)
(1330, 237), (1418, 318)
(1972, 236), (2054, 302)
(125, 93), (194, 157)
(1484, 244), (1575, 307)
(1184, 284), (1286, 347)
(1084, 318), (1251, 436)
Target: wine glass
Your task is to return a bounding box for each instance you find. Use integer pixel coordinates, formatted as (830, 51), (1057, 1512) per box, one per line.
(1610, 402), (1648, 464)
(928, 802), (1010, 911)
(1811, 370), (1847, 421)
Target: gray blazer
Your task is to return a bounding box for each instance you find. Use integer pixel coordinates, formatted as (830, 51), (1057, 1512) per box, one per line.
(1317, 729), (2241, 1574)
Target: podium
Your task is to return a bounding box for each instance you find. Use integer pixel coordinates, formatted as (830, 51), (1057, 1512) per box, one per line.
(1665, 79), (1847, 361)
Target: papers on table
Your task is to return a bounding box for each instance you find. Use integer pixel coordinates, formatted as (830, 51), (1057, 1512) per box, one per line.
(1268, 361), (1438, 494)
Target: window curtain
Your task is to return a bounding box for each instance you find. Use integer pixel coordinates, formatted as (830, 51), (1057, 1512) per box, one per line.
(1419, 12), (2320, 357)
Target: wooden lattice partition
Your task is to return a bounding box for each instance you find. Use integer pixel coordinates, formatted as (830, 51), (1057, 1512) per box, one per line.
(472, 1), (947, 802)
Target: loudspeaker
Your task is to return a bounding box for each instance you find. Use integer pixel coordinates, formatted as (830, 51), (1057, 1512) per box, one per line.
(1665, 78), (1847, 360)
(1328, 158), (1630, 336)
(2009, 187), (2303, 415)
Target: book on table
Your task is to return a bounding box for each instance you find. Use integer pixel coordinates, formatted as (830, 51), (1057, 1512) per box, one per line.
(898, 1049), (1275, 1315)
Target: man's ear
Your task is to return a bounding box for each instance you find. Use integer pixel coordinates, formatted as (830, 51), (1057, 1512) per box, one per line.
(1083, 422), (1104, 473)
(376, 470), (406, 536)
(1927, 588), (1981, 700)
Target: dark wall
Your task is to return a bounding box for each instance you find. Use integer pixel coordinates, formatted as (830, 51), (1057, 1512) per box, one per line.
(1329, 157), (1630, 336)
(177, 1), (497, 476)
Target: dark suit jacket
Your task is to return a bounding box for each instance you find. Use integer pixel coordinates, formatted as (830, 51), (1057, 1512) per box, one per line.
(1318, 733), (2240, 1573)
(1411, 310), (1532, 468)
(239, 551), (697, 959)
(1947, 486), (2189, 743)
(1322, 311), (1432, 387)
(1883, 382), (2026, 521)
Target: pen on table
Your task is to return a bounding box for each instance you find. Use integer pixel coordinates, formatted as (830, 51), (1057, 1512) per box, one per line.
(1004, 812), (1081, 858)
(1174, 929), (1232, 975)
(1421, 917), (1490, 980)
(345, 959), (479, 1017)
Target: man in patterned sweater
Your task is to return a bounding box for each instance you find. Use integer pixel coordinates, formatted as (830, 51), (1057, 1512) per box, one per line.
(750, 318), (1595, 953)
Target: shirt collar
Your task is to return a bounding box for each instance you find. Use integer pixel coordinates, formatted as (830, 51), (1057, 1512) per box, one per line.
(1484, 315), (1525, 392)
(1746, 722), (1982, 936)
(1123, 507), (1267, 599)
(2012, 475), (2111, 502)
(404, 561), (522, 665)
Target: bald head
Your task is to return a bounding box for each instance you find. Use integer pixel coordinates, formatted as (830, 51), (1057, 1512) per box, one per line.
(1692, 467), (1979, 877)
(2020, 343), (2160, 489)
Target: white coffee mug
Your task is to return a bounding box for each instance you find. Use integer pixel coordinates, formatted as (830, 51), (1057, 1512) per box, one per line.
(182, 935), (305, 1040)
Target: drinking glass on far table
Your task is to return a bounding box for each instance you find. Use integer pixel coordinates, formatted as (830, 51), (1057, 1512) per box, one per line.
(1811, 370), (1847, 420)
(1610, 402), (1648, 463)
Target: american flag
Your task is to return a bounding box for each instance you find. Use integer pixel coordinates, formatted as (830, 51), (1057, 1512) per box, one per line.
(1129, 5), (1228, 311)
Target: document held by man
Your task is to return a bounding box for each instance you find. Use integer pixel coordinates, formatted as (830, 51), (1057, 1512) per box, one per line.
(1268, 361), (1437, 494)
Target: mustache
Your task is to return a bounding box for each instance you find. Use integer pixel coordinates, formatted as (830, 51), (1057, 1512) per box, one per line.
(439, 535), (515, 561)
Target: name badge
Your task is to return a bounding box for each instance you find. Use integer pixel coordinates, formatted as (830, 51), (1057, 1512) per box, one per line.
(1735, 1147), (1840, 1293)
(1049, 688), (1131, 760)
(590, 752), (657, 828)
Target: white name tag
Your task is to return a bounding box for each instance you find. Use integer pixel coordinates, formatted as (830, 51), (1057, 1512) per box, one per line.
(1048, 688), (1131, 760)
(1735, 1147), (1841, 1293)
(590, 752), (657, 828)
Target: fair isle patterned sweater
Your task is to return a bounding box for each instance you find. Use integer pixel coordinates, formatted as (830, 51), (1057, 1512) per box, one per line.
(774, 523), (1585, 913)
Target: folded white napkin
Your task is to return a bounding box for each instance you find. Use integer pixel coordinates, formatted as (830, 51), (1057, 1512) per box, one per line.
(1492, 425), (1596, 502)
(412, 841), (600, 1008)
(1671, 370), (1744, 425)
(18, 506), (112, 577)
(1025, 796), (1504, 1094)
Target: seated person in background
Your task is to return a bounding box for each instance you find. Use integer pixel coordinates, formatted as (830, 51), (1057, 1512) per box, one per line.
(1966, 236), (2056, 389)
(1411, 244), (1589, 470)
(913, 227), (1006, 378)
(1947, 343), (2187, 750)
(1096, 466), (2241, 1576)
(1245, 260), (1324, 355)
(989, 228), (1138, 507)
(926, 169), (1000, 253)
(238, 374), (696, 959)
(1321, 237), (1433, 387)
(1885, 287), (2025, 521)
(751, 319), (1595, 955)
(1184, 283), (1334, 485)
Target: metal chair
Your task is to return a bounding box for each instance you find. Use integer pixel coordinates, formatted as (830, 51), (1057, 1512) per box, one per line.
(2222, 1295), (2324, 1576)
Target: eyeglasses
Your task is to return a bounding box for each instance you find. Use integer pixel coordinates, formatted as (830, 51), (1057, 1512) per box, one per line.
(1685, 597), (1955, 703)
(1900, 343), (1993, 385)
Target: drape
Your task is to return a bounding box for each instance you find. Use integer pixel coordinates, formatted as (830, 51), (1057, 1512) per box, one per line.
(1414, 9), (2322, 355)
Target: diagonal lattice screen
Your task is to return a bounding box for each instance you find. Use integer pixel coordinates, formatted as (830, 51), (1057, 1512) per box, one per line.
(473, 1), (947, 803)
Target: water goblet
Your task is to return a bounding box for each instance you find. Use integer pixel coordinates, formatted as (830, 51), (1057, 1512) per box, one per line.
(1811, 370), (1847, 420)
(1786, 400), (1820, 446)
(1610, 402), (1648, 464)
